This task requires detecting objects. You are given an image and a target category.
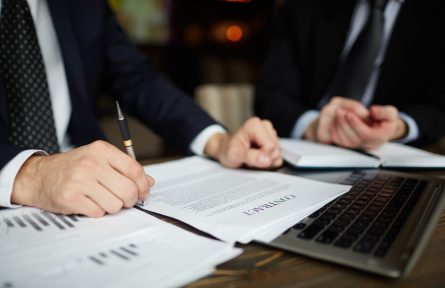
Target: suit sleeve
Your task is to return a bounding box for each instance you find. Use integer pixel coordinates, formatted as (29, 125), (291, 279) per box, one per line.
(395, 2), (445, 147)
(254, 1), (312, 137)
(400, 56), (445, 146)
(100, 3), (218, 151)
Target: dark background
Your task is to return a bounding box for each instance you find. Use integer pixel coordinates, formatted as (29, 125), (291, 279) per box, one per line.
(101, 0), (284, 158)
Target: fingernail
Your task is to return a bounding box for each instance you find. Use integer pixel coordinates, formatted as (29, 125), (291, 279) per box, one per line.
(259, 155), (271, 165)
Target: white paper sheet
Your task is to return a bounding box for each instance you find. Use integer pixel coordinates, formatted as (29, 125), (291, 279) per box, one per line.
(252, 195), (338, 243)
(370, 142), (445, 168)
(280, 138), (445, 169)
(0, 207), (241, 288)
(280, 139), (381, 168)
(141, 157), (350, 244)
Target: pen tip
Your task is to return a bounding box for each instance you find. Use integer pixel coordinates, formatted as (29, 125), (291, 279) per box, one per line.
(116, 101), (124, 119)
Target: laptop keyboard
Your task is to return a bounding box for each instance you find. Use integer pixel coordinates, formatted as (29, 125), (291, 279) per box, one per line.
(292, 172), (427, 257)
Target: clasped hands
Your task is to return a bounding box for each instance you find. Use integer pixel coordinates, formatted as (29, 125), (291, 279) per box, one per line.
(12, 118), (282, 217)
(304, 96), (408, 150)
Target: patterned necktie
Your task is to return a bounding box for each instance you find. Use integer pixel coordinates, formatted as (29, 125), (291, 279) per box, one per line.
(330, 0), (387, 100)
(0, 0), (60, 154)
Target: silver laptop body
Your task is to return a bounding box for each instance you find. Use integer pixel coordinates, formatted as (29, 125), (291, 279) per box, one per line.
(262, 168), (445, 278)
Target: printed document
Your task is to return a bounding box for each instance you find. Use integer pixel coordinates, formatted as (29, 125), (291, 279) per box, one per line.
(141, 157), (350, 244)
(0, 207), (241, 288)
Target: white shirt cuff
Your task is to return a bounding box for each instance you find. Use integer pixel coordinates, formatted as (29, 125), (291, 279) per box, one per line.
(290, 110), (320, 139)
(394, 112), (419, 144)
(0, 150), (46, 208)
(190, 125), (227, 156)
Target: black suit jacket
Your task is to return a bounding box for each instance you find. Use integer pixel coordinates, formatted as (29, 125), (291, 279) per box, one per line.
(255, 0), (445, 146)
(0, 0), (216, 169)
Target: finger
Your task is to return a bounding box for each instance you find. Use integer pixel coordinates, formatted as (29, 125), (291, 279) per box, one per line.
(370, 105), (398, 121)
(71, 195), (106, 218)
(95, 167), (139, 208)
(260, 120), (282, 165)
(260, 120), (282, 162)
(329, 119), (340, 144)
(336, 111), (362, 147)
(262, 144), (282, 168)
(267, 146), (282, 166)
(334, 118), (352, 147)
(329, 96), (370, 118)
(344, 112), (377, 147)
(262, 119), (279, 139)
(317, 107), (336, 143)
(271, 149), (283, 167)
(144, 174), (155, 201)
(93, 141), (150, 199)
(331, 110), (353, 147)
(244, 148), (273, 168)
(244, 118), (277, 153)
(84, 181), (126, 213)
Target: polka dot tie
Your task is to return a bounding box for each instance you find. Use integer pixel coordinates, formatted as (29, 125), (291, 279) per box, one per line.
(0, 0), (60, 154)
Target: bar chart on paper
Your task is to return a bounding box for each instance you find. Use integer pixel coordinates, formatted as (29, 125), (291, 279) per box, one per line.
(88, 243), (140, 266)
(0, 207), (152, 256)
(0, 207), (241, 288)
(2, 211), (78, 231)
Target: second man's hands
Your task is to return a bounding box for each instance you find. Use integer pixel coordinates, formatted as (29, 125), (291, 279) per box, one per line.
(304, 97), (408, 150)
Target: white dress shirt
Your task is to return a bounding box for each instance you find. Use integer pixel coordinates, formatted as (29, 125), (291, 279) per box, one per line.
(291, 0), (419, 143)
(0, 0), (224, 207)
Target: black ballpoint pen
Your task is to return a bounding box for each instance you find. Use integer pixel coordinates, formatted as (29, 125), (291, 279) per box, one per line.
(116, 101), (144, 205)
(116, 101), (136, 159)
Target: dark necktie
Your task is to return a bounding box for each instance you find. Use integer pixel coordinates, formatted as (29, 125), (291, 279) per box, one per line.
(330, 0), (387, 101)
(0, 0), (60, 154)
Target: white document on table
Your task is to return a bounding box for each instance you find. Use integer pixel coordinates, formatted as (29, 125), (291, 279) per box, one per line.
(141, 157), (350, 244)
(0, 207), (241, 288)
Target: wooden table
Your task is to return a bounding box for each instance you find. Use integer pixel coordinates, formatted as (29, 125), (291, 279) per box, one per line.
(143, 158), (445, 287)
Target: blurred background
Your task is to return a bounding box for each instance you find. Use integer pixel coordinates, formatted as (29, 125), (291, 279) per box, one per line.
(100, 0), (445, 158)
(101, 0), (284, 159)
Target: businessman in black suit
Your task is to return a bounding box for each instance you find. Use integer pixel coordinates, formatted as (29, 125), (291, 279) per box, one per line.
(0, 0), (282, 217)
(255, 0), (445, 150)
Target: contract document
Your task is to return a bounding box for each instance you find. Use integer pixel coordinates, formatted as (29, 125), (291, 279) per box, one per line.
(141, 157), (350, 244)
(0, 207), (241, 288)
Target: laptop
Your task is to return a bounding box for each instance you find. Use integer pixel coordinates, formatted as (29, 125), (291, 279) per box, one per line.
(261, 168), (445, 278)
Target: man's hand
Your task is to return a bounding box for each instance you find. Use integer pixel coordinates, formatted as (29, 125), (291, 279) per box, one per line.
(11, 141), (154, 217)
(304, 97), (369, 143)
(330, 105), (408, 150)
(204, 117), (283, 168)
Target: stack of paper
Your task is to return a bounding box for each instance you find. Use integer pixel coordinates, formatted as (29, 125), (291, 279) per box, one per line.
(0, 207), (241, 288)
(141, 157), (350, 244)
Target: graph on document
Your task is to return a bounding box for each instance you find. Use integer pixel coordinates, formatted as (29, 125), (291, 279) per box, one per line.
(0, 207), (151, 255)
(2, 211), (79, 231)
(0, 208), (84, 253)
(88, 243), (140, 266)
(0, 232), (180, 288)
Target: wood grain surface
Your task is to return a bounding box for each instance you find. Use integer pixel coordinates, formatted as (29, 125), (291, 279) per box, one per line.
(187, 213), (445, 288)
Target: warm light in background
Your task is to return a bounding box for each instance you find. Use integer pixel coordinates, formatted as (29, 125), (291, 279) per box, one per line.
(226, 25), (243, 42)
(212, 22), (249, 44)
